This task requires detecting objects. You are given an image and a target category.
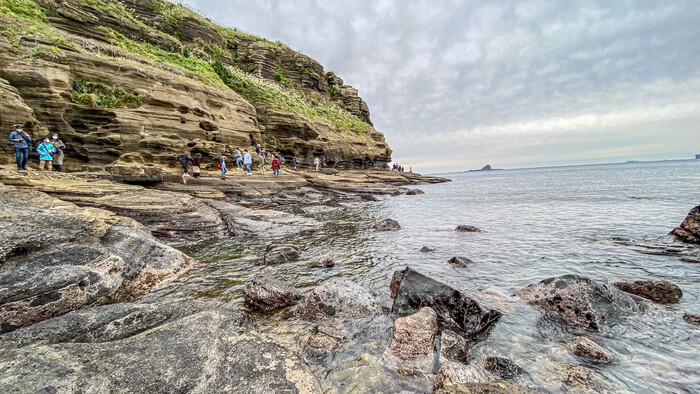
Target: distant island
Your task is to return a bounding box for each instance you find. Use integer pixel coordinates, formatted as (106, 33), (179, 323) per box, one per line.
(468, 164), (504, 172)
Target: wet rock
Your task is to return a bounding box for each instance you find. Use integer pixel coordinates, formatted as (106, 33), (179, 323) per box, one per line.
(670, 205), (700, 243)
(0, 186), (192, 333)
(560, 364), (618, 393)
(565, 336), (613, 363)
(306, 325), (349, 354)
(244, 267), (302, 311)
(433, 361), (495, 390)
(456, 225), (482, 232)
(439, 330), (468, 362)
(373, 218), (401, 231)
(361, 194), (382, 202)
(684, 314), (700, 325)
(434, 381), (538, 394)
(482, 357), (527, 380)
(514, 274), (643, 331)
(383, 307), (438, 373)
(0, 303), (321, 393)
(296, 278), (381, 321)
(448, 256), (475, 267)
(433, 357), (535, 393)
(420, 246), (435, 253)
(262, 244), (301, 265)
(406, 188), (425, 195)
(390, 267), (502, 341)
(614, 280), (683, 304)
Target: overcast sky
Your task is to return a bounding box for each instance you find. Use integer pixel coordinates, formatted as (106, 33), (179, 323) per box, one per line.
(184, 0), (700, 172)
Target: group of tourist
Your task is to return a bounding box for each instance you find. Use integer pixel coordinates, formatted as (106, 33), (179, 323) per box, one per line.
(392, 163), (410, 172)
(178, 145), (296, 180)
(7, 123), (66, 171)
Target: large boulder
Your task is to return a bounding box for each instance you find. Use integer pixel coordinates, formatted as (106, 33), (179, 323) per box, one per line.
(390, 268), (502, 341)
(514, 275), (643, 331)
(0, 186), (192, 333)
(373, 218), (401, 231)
(262, 244), (301, 265)
(670, 205), (700, 243)
(383, 307), (438, 373)
(0, 303), (321, 393)
(244, 267), (302, 311)
(614, 280), (683, 304)
(296, 278), (381, 321)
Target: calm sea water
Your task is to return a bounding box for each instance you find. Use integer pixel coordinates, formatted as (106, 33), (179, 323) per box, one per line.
(146, 159), (700, 393)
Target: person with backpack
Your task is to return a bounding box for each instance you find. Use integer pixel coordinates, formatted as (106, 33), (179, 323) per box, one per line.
(243, 149), (252, 175)
(50, 133), (66, 172)
(219, 152), (227, 180)
(177, 151), (192, 177)
(36, 136), (55, 171)
(271, 154), (281, 176)
(192, 153), (202, 178)
(234, 148), (243, 170)
(8, 123), (31, 170)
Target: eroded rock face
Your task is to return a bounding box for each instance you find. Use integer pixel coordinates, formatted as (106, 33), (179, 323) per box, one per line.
(514, 274), (643, 331)
(614, 280), (683, 304)
(244, 267), (302, 311)
(670, 205), (700, 244)
(383, 307), (438, 373)
(566, 337), (613, 363)
(263, 244), (301, 265)
(390, 268), (502, 341)
(296, 278), (381, 321)
(373, 218), (401, 231)
(0, 185), (192, 332)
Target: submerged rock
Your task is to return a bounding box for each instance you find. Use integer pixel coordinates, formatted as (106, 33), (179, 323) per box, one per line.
(514, 274), (643, 331)
(420, 246), (435, 253)
(383, 307), (438, 373)
(565, 336), (613, 363)
(244, 267), (302, 311)
(390, 267), (502, 341)
(373, 218), (401, 231)
(559, 364), (618, 393)
(684, 314), (700, 325)
(406, 188), (425, 195)
(262, 244), (301, 265)
(456, 225), (482, 232)
(614, 280), (683, 304)
(670, 205), (700, 243)
(448, 256), (475, 267)
(433, 358), (534, 393)
(296, 278), (381, 321)
(434, 381), (537, 394)
(306, 325), (350, 354)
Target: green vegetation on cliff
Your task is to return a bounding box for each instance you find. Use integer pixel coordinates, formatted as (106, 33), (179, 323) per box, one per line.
(72, 79), (143, 108)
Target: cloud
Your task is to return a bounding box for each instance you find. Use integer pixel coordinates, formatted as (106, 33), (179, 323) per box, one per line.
(183, 0), (700, 172)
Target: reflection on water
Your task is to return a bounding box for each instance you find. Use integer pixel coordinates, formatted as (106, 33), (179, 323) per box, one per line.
(143, 160), (700, 392)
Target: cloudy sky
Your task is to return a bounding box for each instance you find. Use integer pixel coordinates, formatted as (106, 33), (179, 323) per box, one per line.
(184, 0), (700, 172)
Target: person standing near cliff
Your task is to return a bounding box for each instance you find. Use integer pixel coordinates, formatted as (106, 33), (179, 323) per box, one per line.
(234, 148), (243, 170)
(314, 157), (320, 172)
(258, 148), (266, 176)
(271, 154), (281, 176)
(192, 153), (202, 178)
(177, 151), (192, 177)
(219, 152), (227, 180)
(36, 136), (55, 171)
(291, 157), (297, 170)
(49, 133), (66, 172)
(243, 149), (252, 176)
(8, 124), (31, 170)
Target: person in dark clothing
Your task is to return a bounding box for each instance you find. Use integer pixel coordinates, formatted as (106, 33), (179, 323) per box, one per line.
(8, 124), (31, 170)
(291, 157), (297, 170)
(192, 153), (202, 178)
(177, 151), (192, 177)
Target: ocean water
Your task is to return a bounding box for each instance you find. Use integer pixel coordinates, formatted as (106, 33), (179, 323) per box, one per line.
(147, 159), (700, 392)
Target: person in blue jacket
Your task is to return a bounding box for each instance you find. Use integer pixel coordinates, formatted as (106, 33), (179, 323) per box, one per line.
(8, 123), (31, 170)
(36, 136), (55, 171)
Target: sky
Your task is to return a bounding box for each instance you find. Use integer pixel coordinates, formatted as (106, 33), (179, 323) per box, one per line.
(183, 0), (700, 172)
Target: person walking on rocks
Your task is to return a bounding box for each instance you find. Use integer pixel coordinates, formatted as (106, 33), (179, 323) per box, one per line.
(36, 136), (55, 171)
(49, 133), (66, 172)
(8, 123), (31, 170)
(243, 149), (252, 175)
(258, 148), (266, 176)
(314, 157), (320, 172)
(271, 154), (281, 176)
(291, 157), (297, 171)
(177, 151), (192, 177)
(192, 153), (202, 178)
(235, 147), (243, 170)
(219, 152), (227, 180)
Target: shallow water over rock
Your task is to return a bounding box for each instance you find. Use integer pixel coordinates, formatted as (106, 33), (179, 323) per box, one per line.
(143, 160), (700, 392)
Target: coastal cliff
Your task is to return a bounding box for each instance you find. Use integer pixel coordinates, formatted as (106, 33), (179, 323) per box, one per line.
(0, 0), (390, 170)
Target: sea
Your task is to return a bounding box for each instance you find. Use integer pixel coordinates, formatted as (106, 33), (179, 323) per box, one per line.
(144, 159), (700, 393)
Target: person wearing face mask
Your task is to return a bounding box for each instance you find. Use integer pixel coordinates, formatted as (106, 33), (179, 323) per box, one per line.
(50, 133), (66, 172)
(8, 123), (31, 170)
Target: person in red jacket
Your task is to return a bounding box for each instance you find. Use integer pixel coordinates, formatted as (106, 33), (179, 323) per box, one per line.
(271, 154), (281, 176)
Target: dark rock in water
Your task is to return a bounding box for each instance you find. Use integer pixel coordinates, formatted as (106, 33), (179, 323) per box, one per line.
(361, 194), (382, 202)
(448, 256), (475, 267)
(670, 205), (700, 243)
(262, 244), (301, 265)
(514, 274), (643, 331)
(383, 307), (438, 373)
(244, 267), (302, 311)
(434, 381), (537, 394)
(420, 246), (435, 253)
(482, 357), (527, 380)
(565, 336), (613, 363)
(406, 188), (425, 195)
(296, 278), (381, 321)
(374, 218), (401, 231)
(614, 280), (683, 304)
(0, 303), (322, 393)
(322, 258), (335, 267)
(456, 225), (482, 232)
(684, 314), (700, 325)
(390, 267), (502, 341)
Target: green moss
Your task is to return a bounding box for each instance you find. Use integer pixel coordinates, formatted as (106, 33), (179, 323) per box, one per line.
(327, 85), (341, 99)
(25, 43), (60, 57)
(0, 0), (46, 21)
(72, 79), (142, 108)
(274, 59), (293, 89)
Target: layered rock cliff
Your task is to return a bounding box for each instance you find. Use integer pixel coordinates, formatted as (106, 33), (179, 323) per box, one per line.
(0, 0), (390, 170)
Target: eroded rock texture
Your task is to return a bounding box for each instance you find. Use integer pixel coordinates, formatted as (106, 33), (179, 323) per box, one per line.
(244, 267), (302, 311)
